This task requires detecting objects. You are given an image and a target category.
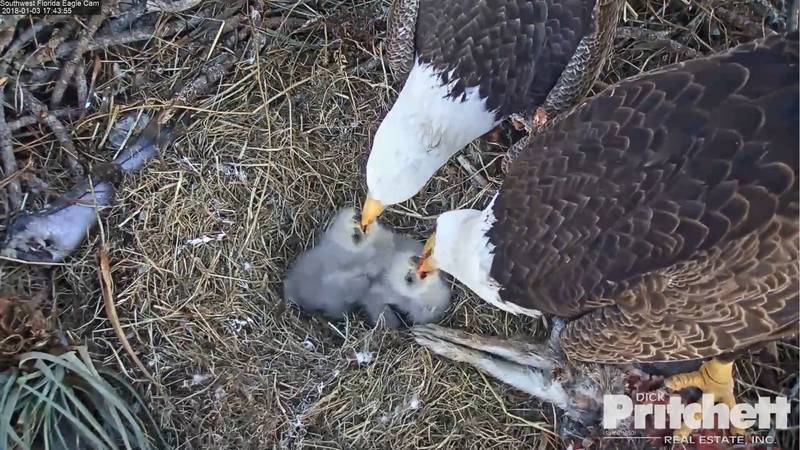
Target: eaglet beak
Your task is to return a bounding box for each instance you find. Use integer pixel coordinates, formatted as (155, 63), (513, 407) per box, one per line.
(360, 195), (386, 232)
(416, 233), (437, 278)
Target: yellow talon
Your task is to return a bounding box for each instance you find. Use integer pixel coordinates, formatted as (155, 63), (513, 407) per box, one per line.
(664, 358), (744, 437)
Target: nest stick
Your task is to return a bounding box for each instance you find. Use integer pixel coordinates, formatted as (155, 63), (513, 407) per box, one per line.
(0, 159), (31, 190)
(615, 26), (700, 59)
(85, 56), (102, 113)
(456, 155), (488, 189)
(177, 8), (243, 50)
(156, 22), (255, 125)
(749, 0), (786, 28)
(51, 14), (107, 108)
(24, 20), (79, 70)
(101, 0), (147, 33)
(159, 30), (243, 123)
(2, 19), (50, 65)
(19, 87), (81, 176)
(0, 16), (22, 54)
(74, 62), (89, 111)
(713, 4), (778, 36)
(40, 18), (193, 66)
(0, 84), (21, 210)
(146, 0), (203, 13)
(6, 108), (79, 131)
(91, 19), (190, 50)
(160, 51), (238, 124)
(42, 4), (219, 65)
(98, 247), (155, 382)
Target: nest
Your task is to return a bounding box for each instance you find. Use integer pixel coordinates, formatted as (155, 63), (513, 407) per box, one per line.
(0, 0), (797, 448)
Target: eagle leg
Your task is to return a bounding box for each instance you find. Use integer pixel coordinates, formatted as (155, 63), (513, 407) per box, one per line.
(386, 0), (419, 81)
(663, 357), (744, 437)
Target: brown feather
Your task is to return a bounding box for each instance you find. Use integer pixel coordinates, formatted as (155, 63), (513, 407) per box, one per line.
(488, 32), (799, 363)
(387, 0), (624, 121)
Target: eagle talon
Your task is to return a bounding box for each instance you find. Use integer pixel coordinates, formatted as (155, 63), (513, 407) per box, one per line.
(664, 358), (744, 437)
(531, 106), (548, 129)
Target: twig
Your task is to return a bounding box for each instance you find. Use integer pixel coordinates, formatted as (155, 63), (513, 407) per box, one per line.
(33, 18), (186, 66)
(146, 0), (203, 13)
(0, 159), (32, 190)
(74, 62), (89, 111)
(3, 17), (72, 82)
(350, 58), (382, 76)
(0, 16), (22, 54)
(456, 155), (488, 189)
(84, 56), (103, 115)
(712, 4), (778, 36)
(98, 247), (155, 382)
(244, 7), (268, 63)
(24, 20), (79, 70)
(2, 18), (50, 64)
(101, 0), (148, 34)
(615, 26), (701, 59)
(6, 107), (80, 131)
(96, 18), (191, 48)
(33, 4), (239, 65)
(0, 82), (21, 209)
(176, 6), (244, 49)
(159, 48), (241, 123)
(19, 87), (82, 176)
(263, 16), (313, 31)
(749, 0), (786, 29)
(51, 14), (107, 107)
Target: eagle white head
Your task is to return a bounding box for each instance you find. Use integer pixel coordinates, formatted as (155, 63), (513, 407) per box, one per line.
(416, 195), (542, 318)
(361, 60), (498, 229)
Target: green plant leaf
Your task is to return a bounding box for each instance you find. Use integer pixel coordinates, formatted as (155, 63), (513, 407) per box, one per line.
(18, 382), (110, 450)
(0, 370), (24, 450)
(3, 350), (157, 450)
(35, 357), (118, 449)
(99, 368), (166, 448)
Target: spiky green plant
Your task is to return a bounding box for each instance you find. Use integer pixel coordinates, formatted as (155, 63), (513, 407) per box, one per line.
(0, 347), (162, 450)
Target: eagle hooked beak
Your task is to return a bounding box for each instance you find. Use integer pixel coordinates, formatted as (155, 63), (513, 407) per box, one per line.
(360, 195), (386, 232)
(416, 233), (437, 278)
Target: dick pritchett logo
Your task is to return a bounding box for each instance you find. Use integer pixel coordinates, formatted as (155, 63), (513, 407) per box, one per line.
(602, 392), (791, 445)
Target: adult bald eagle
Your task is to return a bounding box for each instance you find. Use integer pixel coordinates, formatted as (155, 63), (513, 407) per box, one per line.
(360, 0), (624, 229)
(414, 32), (799, 438)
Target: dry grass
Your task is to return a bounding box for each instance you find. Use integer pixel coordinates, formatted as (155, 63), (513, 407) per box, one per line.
(0, 1), (797, 448)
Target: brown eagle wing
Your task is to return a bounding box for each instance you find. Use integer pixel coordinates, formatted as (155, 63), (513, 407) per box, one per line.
(415, 0), (599, 118)
(489, 33), (798, 361)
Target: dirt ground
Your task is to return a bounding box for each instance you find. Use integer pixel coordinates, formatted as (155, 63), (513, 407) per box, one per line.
(0, 1), (797, 449)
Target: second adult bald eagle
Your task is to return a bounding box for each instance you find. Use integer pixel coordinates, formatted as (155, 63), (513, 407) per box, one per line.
(361, 0), (624, 229)
(415, 32), (799, 438)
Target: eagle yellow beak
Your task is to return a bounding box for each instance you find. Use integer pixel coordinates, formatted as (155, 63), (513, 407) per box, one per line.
(360, 195), (386, 232)
(416, 233), (437, 277)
